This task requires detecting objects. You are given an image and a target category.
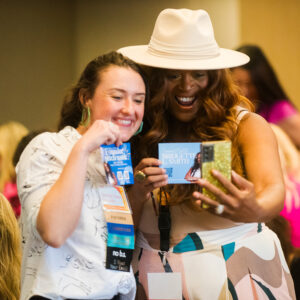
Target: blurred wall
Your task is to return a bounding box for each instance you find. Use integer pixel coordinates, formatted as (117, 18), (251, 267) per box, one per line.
(0, 0), (299, 130)
(0, 0), (239, 130)
(73, 0), (240, 77)
(239, 0), (300, 108)
(0, 0), (74, 131)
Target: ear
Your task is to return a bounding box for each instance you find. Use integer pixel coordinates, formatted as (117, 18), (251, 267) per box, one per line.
(79, 88), (91, 107)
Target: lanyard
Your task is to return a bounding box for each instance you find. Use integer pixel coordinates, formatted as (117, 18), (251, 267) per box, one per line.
(156, 188), (171, 264)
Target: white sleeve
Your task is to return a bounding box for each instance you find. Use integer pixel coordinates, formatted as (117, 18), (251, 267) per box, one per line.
(16, 132), (65, 240)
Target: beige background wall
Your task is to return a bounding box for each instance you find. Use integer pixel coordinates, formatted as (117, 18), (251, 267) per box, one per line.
(73, 0), (240, 77)
(239, 0), (300, 109)
(0, 0), (74, 130)
(0, 0), (299, 130)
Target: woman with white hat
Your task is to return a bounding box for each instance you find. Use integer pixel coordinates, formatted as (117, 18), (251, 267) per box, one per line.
(120, 8), (296, 299)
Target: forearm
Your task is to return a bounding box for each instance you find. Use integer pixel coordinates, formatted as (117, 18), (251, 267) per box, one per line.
(37, 141), (89, 247)
(255, 182), (285, 222)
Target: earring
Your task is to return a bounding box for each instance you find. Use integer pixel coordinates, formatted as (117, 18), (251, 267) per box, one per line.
(134, 121), (143, 136)
(80, 107), (90, 127)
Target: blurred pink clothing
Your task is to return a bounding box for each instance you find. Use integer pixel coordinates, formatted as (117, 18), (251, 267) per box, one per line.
(259, 100), (297, 123)
(3, 181), (20, 218)
(280, 176), (300, 247)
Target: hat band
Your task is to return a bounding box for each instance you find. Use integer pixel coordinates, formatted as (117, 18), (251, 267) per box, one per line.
(147, 40), (220, 60)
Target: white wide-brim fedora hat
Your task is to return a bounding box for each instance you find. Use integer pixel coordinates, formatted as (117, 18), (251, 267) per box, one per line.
(119, 8), (249, 70)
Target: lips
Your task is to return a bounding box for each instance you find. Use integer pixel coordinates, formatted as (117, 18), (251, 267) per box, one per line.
(175, 96), (196, 107)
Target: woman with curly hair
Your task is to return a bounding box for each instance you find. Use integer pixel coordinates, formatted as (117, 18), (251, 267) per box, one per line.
(120, 8), (296, 299)
(0, 193), (21, 300)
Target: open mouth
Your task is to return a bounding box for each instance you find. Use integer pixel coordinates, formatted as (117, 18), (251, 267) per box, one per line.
(175, 96), (196, 107)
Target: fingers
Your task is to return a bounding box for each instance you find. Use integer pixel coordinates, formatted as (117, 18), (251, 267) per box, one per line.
(133, 158), (168, 193)
(231, 170), (254, 190)
(193, 170), (257, 221)
(135, 158), (162, 170)
(192, 190), (233, 217)
(105, 121), (122, 146)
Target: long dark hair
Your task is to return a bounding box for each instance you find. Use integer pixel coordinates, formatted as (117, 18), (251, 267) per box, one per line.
(190, 152), (201, 176)
(235, 45), (290, 111)
(58, 51), (148, 130)
(133, 67), (253, 206)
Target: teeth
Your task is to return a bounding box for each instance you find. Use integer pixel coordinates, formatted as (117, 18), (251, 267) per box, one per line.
(176, 96), (196, 106)
(177, 97), (195, 102)
(117, 119), (132, 125)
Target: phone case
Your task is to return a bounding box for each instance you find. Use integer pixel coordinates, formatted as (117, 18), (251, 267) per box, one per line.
(201, 141), (231, 206)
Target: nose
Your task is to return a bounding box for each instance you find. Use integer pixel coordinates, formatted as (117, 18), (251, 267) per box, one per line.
(121, 98), (134, 114)
(179, 72), (195, 91)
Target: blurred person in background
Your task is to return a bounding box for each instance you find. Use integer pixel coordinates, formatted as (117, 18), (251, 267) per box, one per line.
(231, 44), (300, 149)
(0, 192), (22, 300)
(0, 121), (28, 218)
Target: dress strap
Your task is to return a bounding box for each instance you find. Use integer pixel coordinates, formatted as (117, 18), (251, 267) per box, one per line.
(236, 106), (250, 124)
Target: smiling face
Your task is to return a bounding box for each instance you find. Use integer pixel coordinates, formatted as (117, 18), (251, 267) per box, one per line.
(165, 70), (209, 122)
(86, 65), (146, 141)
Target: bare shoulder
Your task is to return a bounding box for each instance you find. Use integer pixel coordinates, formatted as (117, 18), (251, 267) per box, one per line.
(237, 112), (277, 147)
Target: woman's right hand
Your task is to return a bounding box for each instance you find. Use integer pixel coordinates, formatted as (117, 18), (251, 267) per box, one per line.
(79, 120), (123, 154)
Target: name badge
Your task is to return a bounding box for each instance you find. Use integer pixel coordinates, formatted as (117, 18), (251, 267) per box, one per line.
(99, 185), (134, 272)
(148, 273), (182, 300)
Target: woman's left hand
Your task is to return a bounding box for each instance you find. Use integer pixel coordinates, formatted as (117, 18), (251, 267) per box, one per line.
(192, 170), (261, 222)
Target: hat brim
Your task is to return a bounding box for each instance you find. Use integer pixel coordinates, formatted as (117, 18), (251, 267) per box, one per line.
(118, 45), (249, 70)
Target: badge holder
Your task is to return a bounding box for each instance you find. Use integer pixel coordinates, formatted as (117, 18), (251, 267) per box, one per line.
(99, 185), (134, 272)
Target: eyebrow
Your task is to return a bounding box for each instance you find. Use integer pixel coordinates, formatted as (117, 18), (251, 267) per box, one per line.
(108, 88), (146, 96)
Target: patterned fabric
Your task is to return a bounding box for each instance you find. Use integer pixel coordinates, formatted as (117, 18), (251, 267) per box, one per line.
(135, 227), (296, 300)
(133, 107), (295, 299)
(16, 126), (135, 300)
(259, 100), (298, 124)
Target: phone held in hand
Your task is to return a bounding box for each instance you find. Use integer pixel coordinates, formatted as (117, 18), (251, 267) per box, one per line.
(158, 141), (231, 203)
(201, 141), (231, 204)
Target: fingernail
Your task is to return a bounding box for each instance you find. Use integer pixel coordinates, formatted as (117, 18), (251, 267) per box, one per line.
(211, 169), (219, 176)
(197, 179), (206, 184)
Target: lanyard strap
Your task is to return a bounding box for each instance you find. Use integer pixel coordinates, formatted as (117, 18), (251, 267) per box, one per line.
(157, 188), (171, 252)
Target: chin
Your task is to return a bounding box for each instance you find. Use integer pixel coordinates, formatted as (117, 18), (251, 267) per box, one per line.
(120, 131), (134, 142)
(174, 114), (197, 123)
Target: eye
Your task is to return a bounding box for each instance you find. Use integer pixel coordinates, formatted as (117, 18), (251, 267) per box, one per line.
(193, 72), (206, 79)
(112, 95), (123, 100)
(166, 72), (182, 80)
(134, 97), (145, 104)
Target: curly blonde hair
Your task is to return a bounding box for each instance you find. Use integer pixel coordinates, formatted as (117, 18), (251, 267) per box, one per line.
(0, 121), (29, 192)
(0, 193), (21, 300)
(134, 68), (254, 206)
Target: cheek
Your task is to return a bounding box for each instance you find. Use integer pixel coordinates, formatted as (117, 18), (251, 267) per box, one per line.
(136, 105), (145, 120)
(199, 78), (209, 89)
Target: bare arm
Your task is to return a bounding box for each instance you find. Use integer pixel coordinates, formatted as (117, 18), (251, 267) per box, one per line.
(37, 120), (122, 247)
(193, 113), (285, 222)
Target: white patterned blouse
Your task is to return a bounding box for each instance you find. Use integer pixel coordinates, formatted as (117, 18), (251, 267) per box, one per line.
(16, 126), (135, 300)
